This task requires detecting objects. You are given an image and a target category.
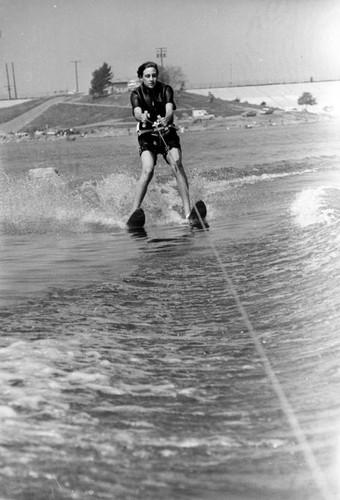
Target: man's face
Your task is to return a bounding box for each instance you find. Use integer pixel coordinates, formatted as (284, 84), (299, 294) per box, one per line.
(142, 67), (158, 89)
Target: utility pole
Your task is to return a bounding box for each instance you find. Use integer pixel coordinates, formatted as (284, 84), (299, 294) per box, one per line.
(5, 63), (12, 99)
(71, 60), (81, 93)
(156, 47), (167, 74)
(11, 62), (18, 99)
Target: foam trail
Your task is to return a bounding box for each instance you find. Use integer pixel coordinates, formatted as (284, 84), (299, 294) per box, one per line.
(0, 173), (137, 234)
(291, 187), (338, 228)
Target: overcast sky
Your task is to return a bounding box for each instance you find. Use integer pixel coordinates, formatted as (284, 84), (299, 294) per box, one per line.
(1, 0), (339, 98)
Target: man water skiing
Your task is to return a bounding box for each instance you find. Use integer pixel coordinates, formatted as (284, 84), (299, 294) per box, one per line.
(129, 61), (191, 221)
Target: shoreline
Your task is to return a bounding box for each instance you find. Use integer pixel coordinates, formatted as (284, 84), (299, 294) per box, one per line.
(0, 110), (336, 144)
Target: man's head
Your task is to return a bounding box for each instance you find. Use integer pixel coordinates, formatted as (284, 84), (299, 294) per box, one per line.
(137, 62), (159, 90)
(137, 61), (159, 79)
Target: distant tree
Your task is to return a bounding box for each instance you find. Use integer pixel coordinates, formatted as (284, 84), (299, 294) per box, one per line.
(89, 62), (113, 96)
(159, 65), (186, 90)
(298, 92), (317, 110)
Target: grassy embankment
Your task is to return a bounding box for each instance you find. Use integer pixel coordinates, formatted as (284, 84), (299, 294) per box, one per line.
(0, 98), (52, 124)
(0, 92), (263, 133)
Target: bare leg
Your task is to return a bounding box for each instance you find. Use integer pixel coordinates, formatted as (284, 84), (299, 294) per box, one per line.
(131, 151), (155, 213)
(166, 147), (191, 217)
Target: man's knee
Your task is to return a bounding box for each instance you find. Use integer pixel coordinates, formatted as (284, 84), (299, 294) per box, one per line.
(141, 168), (153, 182)
(141, 153), (155, 177)
(141, 163), (154, 181)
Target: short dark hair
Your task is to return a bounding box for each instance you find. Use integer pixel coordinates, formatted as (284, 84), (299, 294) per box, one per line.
(137, 61), (159, 78)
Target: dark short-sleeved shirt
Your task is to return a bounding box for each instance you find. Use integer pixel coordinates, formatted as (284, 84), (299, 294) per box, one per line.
(130, 81), (177, 126)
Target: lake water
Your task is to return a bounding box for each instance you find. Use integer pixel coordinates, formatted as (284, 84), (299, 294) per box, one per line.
(188, 80), (340, 112)
(1, 120), (340, 500)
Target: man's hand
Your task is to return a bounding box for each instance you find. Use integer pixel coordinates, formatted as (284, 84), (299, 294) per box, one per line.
(155, 115), (168, 127)
(140, 111), (150, 124)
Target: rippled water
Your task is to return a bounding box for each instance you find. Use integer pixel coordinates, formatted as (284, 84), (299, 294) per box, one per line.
(1, 121), (340, 500)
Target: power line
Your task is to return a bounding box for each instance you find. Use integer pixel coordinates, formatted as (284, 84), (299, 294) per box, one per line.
(71, 60), (81, 92)
(156, 47), (167, 72)
(5, 63), (11, 99)
(11, 62), (18, 99)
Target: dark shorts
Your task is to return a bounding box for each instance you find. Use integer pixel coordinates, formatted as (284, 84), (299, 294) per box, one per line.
(138, 127), (181, 159)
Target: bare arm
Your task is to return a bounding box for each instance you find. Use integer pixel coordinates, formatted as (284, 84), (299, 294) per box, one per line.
(157, 103), (174, 127)
(133, 106), (150, 124)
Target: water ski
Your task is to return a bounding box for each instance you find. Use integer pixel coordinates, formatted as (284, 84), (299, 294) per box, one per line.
(126, 208), (145, 229)
(188, 200), (209, 228)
